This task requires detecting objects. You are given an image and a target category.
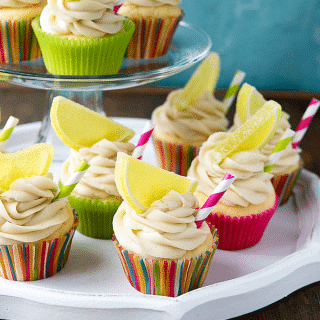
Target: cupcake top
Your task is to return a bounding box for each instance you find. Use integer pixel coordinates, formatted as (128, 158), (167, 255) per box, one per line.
(261, 116), (301, 174)
(152, 89), (228, 147)
(113, 190), (211, 259)
(0, 0), (42, 7)
(61, 139), (135, 199)
(40, 0), (125, 37)
(0, 174), (70, 245)
(124, 0), (181, 6)
(188, 132), (274, 207)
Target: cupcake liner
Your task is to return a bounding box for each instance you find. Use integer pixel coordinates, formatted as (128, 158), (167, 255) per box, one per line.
(0, 18), (42, 63)
(112, 228), (218, 297)
(153, 137), (200, 176)
(31, 18), (135, 75)
(125, 14), (183, 59)
(206, 196), (280, 251)
(0, 211), (78, 281)
(272, 160), (303, 206)
(68, 195), (122, 239)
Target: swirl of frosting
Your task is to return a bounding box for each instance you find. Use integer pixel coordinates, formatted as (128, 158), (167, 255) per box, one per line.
(0, 0), (41, 7)
(113, 190), (210, 259)
(0, 174), (70, 244)
(152, 89), (228, 146)
(124, 0), (181, 6)
(261, 116), (301, 173)
(188, 132), (274, 207)
(40, 0), (125, 37)
(61, 139), (135, 198)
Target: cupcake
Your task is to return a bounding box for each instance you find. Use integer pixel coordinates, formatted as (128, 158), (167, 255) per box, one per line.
(152, 52), (229, 176)
(188, 103), (282, 250)
(31, 0), (135, 75)
(0, 0), (45, 63)
(112, 152), (218, 297)
(0, 173), (78, 281)
(61, 139), (135, 239)
(117, 0), (183, 59)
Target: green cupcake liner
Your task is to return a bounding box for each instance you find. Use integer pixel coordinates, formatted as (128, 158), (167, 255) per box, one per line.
(68, 195), (122, 239)
(31, 17), (135, 75)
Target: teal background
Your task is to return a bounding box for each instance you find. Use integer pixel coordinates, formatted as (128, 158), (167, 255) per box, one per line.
(156, 1), (320, 92)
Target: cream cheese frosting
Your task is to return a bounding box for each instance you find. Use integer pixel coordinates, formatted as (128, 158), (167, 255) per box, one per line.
(113, 190), (210, 259)
(0, 174), (69, 245)
(261, 116), (301, 174)
(40, 0), (125, 37)
(0, 0), (41, 7)
(188, 132), (274, 207)
(152, 89), (228, 146)
(125, 0), (181, 6)
(61, 139), (135, 198)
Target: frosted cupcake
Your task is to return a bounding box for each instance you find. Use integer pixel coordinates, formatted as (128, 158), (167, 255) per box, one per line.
(112, 152), (218, 296)
(152, 53), (229, 176)
(0, 173), (78, 281)
(61, 139), (135, 239)
(0, 0), (45, 63)
(117, 0), (183, 58)
(188, 103), (282, 250)
(32, 0), (135, 75)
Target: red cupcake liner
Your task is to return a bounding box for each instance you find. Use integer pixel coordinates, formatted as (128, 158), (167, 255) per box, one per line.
(153, 137), (199, 176)
(272, 160), (303, 206)
(206, 196), (280, 250)
(125, 14), (183, 59)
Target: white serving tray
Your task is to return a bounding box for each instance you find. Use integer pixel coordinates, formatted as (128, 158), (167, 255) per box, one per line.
(1, 119), (320, 320)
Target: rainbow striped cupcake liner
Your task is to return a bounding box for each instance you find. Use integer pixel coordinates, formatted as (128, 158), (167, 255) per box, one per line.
(206, 196), (279, 250)
(153, 137), (200, 176)
(0, 211), (78, 281)
(0, 18), (42, 63)
(125, 14), (183, 59)
(112, 228), (218, 297)
(272, 160), (303, 206)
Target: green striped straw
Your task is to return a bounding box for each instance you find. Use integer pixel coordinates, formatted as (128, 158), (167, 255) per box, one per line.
(56, 159), (90, 200)
(264, 129), (295, 172)
(223, 70), (246, 114)
(0, 116), (19, 151)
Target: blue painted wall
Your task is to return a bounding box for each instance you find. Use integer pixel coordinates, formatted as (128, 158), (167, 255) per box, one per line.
(156, 1), (320, 92)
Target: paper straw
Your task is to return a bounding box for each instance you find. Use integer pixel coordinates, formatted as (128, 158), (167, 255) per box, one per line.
(291, 98), (320, 149)
(195, 173), (236, 228)
(56, 160), (90, 200)
(223, 70), (246, 113)
(0, 116), (19, 151)
(132, 120), (155, 160)
(264, 129), (295, 173)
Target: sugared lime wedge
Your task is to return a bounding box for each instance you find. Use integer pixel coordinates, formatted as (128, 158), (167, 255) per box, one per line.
(0, 143), (54, 191)
(115, 152), (198, 214)
(174, 52), (220, 111)
(210, 101), (282, 164)
(236, 83), (266, 124)
(50, 96), (135, 151)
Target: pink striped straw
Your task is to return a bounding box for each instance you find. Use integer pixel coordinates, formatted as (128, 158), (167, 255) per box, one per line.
(195, 173), (236, 228)
(292, 98), (320, 149)
(132, 120), (155, 160)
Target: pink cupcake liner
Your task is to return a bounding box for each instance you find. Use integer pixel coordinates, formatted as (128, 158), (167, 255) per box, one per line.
(112, 228), (218, 297)
(272, 160), (303, 206)
(0, 211), (78, 281)
(0, 19), (42, 63)
(206, 196), (280, 250)
(125, 14), (183, 59)
(153, 137), (199, 176)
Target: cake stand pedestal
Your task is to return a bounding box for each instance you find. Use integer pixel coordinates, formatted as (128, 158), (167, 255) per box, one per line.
(0, 21), (211, 159)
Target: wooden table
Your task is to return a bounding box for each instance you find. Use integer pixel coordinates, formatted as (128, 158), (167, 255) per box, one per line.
(0, 85), (320, 320)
